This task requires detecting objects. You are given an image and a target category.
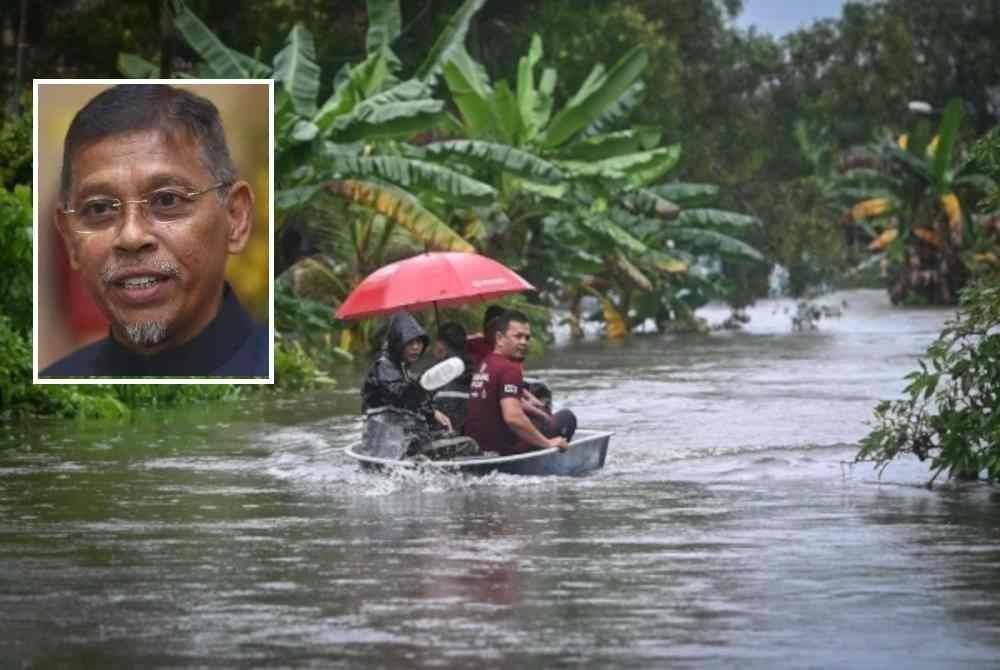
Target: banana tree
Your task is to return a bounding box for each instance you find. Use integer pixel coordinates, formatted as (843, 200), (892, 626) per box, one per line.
(838, 99), (997, 304)
(424, 34), (764, 337)
(124, 0), (495, 351)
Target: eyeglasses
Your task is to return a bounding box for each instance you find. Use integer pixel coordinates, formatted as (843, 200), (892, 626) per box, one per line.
(61, 182), (230, 234)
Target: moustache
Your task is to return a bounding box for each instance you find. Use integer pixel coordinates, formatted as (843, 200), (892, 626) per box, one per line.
(101, 259), (181, 285)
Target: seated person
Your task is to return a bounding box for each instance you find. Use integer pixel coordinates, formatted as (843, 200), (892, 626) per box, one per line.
(361, 311), (451, 432)
(466, 304), (506, 365)
(465, 310), (577, 456)
(430, 321), (473, 433)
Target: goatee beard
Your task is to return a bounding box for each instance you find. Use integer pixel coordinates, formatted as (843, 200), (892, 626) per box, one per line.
(124, 321), (168, 346)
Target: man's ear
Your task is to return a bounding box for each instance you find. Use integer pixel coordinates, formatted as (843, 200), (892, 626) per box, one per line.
(54, 210), (81, 270)
(224, 180), (255, 254)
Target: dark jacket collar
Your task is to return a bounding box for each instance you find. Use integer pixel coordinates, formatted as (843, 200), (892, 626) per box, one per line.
(96, 282), (255, 376)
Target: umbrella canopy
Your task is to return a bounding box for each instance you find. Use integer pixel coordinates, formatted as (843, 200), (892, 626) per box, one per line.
(336, 252), (535, 320)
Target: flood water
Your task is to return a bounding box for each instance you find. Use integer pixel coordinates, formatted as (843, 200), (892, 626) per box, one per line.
(3, 289), (999, 668)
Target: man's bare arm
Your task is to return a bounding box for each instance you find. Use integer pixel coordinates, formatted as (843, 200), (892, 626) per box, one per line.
(501, 397), (567, 451)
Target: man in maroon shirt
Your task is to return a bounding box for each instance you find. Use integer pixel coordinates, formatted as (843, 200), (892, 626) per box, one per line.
(465, 310), (572, 456)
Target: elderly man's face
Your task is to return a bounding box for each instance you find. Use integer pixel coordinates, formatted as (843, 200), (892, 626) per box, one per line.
(57, 129), (253, 353)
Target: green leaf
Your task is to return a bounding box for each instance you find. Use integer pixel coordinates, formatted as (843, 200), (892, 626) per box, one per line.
(328, 99), (444, 142)
(621, 189), (680, 219)
(517, 34), (547, 142)
(327, 155), (497, 204)
(442, 47), (496, 138)
(273, 25), (320, 117)
(559, 128), (661, 161)
(366, 0), (402, 54)
(582, 81), (645, 138)
(424, 140), (565, 183)
(118, 53), (159, 78)
(559, 145), (679, 186)
(328, 180), (474, 252)
(652, 182), (719, 207)
(540, 46), (648, 149)
(677, 209), (759, 228)
(883, 145), (932, 183)
(492, 81), (523, 144)
(415, 0), (487, 83)
(670, 227), (765, 263)
(276, 185), (322, 212)
(578, 211), (649, 256)
(172, 0), (252, 77)
(313, 51), (397, 132)
(931, 98), (963, 191)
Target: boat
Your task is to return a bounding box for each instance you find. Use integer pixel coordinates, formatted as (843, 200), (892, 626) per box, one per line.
(344, 429), (613, 477)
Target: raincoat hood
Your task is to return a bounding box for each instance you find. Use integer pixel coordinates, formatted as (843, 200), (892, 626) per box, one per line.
(385, 311), (429, 364)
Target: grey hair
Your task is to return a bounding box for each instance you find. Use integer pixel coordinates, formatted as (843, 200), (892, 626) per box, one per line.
(60, 84), (237, 204)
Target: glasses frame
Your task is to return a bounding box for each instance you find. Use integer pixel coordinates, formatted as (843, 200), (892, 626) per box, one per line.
(60, 181), (231, 232)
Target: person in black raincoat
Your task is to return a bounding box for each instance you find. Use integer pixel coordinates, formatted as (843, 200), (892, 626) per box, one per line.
(361, 311), (452, 431)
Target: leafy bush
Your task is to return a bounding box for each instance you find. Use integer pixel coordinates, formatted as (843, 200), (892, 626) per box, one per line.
(0, 103), (31, 190)
(0, 185), (32, 333)
(857, 280), (1000, 483)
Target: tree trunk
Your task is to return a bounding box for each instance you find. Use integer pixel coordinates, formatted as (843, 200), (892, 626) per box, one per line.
(7, 0), (29, 116)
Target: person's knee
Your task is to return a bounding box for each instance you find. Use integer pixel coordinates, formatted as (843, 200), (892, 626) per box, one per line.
(551, 409), (577, 441)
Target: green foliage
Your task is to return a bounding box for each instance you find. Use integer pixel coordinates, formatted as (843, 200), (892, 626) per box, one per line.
(0, 103), (31, 190)
(857, 280), (1000, 483)
(0, 185), (32, 332)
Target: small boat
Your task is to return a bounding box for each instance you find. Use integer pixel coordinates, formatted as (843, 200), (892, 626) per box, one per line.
(345, 429), (613, 477)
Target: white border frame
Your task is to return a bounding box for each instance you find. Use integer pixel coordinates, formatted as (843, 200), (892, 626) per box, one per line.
(32, 78), (275, 385)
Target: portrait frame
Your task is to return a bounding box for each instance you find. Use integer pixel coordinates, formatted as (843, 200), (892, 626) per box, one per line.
(32, 79), (274, 384)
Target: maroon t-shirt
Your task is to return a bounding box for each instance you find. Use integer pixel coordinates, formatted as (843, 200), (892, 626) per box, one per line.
(466, 336), (492, 365)
(464, 352), (527, 455)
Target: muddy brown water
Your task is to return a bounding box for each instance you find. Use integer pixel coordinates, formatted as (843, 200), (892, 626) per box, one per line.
(3, 290), (999, 668)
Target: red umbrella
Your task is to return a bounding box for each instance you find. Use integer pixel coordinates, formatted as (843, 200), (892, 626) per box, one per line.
(336, 252), (535, 320)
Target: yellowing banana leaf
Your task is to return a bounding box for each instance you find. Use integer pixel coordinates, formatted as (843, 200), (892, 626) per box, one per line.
(868, 228), (899, 251)
(613, 253), (652, 291)
(330, 155), (496, 204)
(328, 180), (474, 252)
(940, 192), (962, 232)
(912, 227), (943, 248)
(851, 198), (892, 221)
(653, 255), (689, 274)
(600, 297), (627, 341)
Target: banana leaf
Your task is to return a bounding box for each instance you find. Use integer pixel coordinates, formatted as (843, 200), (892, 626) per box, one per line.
(424, 140), (565, 183)
(517, 34), (552, 142)
(578, 212), (649, 256)
(172, 0), (267, 77)
(621, 188), (680, 219)
(650, 182), (719, 207)
(442, 47), (497, 138)
(314, 51), (397, 132)
(582, 81), (645, 139)
(539, 46), (648, 149)
(415, 0), (486, 83)
(366, 0), (402, 54)
(328, 180), (474, 252)
(328, 155), (496, 204)
(931, 98), (962, 192)
(117, 53), (159, 78)
(328, 99), (444, 142)
(558, 128), (661, 161)
(676, 209), (759, 229)
(670, 227), (765, 263)
(273, 24), (320, 116)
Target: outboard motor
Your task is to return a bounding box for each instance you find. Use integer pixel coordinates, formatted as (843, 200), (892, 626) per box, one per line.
(361, 407), (431, 460)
